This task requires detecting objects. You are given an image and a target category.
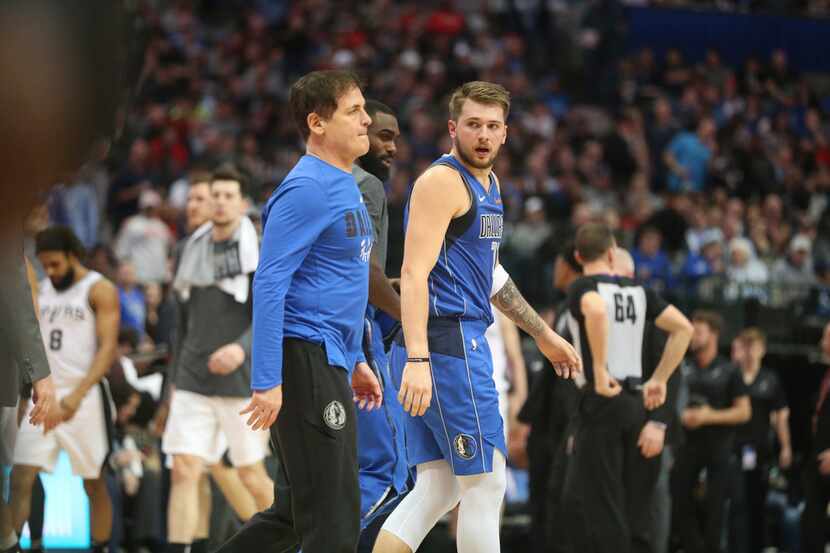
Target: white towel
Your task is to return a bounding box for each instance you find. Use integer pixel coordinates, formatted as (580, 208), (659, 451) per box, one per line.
(173, 216), (259, 303)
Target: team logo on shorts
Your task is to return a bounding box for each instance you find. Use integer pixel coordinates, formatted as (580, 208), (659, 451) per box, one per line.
(453, 434), (477, 460)
(323, 401), (346, 430)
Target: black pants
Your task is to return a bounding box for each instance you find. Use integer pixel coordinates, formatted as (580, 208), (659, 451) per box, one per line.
(727, 455), (769, 553)
(801, 457), (830, 553)
(214, 339), (360, 553)
(671, 438), (732, 553)
(561, 391), (662, 553)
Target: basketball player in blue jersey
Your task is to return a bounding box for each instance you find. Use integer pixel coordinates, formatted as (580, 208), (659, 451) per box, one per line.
(373, 81), (581, 553)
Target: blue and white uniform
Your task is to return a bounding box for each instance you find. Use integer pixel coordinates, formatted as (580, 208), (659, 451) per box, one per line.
(391, 153), (505, 476)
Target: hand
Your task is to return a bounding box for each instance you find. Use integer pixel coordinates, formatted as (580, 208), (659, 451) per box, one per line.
(208, 344), (246, 375)
(352, 362), (383, 411)
(819, 449), (830, 476)
(537, 329), (582, 379)
(123, 472), (140, 496)
(508, 422), (531, 469)
(30, 375), (60, 432)
(637, 422), (666, 458)
(59, 391), (84, 423)
(151, 401), (170, 438)
(398, 361), (432, 417)
(779, 445), (793, 470)
(594, 374), (622, 398)
(681, 406), (711, 429)
(642, 378), (667, 410)
(240, 386), (282, 431)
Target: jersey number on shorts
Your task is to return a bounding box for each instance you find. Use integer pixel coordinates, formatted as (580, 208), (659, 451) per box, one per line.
(613, 293), (637, 324)
(49, 329), (63, 351)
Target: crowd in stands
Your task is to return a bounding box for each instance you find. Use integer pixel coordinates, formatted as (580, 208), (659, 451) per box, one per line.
(20, 1), (830, 551)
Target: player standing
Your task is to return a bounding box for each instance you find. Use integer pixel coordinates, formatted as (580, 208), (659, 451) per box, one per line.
(373, 81), (580, 553)
(10, 227), (120, 553)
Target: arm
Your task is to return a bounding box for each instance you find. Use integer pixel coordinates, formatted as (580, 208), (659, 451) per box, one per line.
(398, 166), (467, 416)
(369, 258), (401, 321)
(579, 291), (619, 397)
(491, 277), (581, 377)
(773, 407), (792, 468)
(63, 279), (120, 420)
(651, 305), (693, 384)
(701, 395), (751, 426)
(207, 276), (254, 375)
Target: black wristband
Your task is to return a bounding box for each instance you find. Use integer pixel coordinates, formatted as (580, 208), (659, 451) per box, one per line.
(407, 356), (431, 364)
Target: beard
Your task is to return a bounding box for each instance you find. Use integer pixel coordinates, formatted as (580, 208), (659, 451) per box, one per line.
(359, 150), (390, 181)
(51, 267), (76, 291)
(454, 137), (498, 170)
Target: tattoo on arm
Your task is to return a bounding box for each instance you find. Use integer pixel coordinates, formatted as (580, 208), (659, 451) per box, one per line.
(491, 278), (547, 338)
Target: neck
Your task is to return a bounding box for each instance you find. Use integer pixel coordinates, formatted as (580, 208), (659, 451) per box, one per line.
(582, 260), (614, 276)
(451, 148), (492, 187)
(307, 139), (355, 173)
(695, 341), (718, 368)
(212, 219), (240, 242)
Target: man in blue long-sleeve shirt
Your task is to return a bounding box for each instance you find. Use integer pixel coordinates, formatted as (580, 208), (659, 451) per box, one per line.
(214, 70), (382, 553)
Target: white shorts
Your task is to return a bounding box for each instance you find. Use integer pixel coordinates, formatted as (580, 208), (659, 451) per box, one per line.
(162, 389), (270, 467)
(1, 404), (19, 467)
(14, 387), (110, 479)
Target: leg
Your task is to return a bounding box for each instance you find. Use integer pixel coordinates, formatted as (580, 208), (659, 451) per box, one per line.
(671, 444), (705, 553)
(0, 469), (16, 551)
(27, 476), (44, 551)
(209, 463), (258, 522)
(195, 472), (211, 541)
(625, 421), (662, 553)
(235, 461), (274, 512)
(702, 452), (732, 553)
(456, 450), (507, 553)
(167, 454), (204, 546)
(83, 476), (113, 546)
(648, 446), (673, 553)
(9, 465), (39, 533)
(801, 461), (829, 553)
(374, 460), (462, 553)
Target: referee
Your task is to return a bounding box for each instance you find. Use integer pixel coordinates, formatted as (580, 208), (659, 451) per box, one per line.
(561, 222), (692, 553)
(214, 70), (382, 553)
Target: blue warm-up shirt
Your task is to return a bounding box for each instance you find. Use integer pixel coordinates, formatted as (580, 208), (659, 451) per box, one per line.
(251, 155), (373, 390)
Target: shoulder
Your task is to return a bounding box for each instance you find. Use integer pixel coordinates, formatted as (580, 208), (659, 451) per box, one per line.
(414, 163), (462, 189)
(90, 277), (119, 308)
(568, 276), (599, 298)
(352, 165), (384, 197)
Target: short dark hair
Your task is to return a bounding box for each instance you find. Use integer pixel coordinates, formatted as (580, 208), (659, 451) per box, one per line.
(738, 326), (766, 346)
(35, 226), (85, 259)
(692, 310), (724, 335)
(189, 170), (212, 187)
(289, 70), (363, 140)
(365, 99), (395, 121)
(211, 163), (247, 196)
(575, 222), (615, 263)
(560, 240), (582, 273)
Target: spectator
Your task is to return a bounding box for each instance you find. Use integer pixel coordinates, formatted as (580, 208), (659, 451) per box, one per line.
(49, 178), (99, 250)
(144, 282), (176, 351)
(633, 225), (673, 292)
(664, 117), (716, 193)
(117, 261), (146, 336)
(770, 233), (816, 296)
(114, 188), (174, 284)
(680, 231), (726, 294)
(726, 237), (769, 301)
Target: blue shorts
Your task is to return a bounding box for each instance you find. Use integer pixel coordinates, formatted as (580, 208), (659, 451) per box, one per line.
(357, 314), (410, 527)
(390, 318), (505, 476)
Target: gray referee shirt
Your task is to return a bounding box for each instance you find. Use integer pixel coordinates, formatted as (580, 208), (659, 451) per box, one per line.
(353, 165), (388, 269)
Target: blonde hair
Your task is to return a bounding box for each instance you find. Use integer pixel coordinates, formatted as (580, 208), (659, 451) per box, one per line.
(448, 81), (510, 121)
(738, 327), (767, 346)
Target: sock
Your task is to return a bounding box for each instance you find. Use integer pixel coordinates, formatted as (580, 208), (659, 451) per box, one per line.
(191, 539), (208, 553)
(167, 543), (192, 553)
(29, 537), (42, 550)
(0, 532), (16, 550)
(91, 540), (110, 553)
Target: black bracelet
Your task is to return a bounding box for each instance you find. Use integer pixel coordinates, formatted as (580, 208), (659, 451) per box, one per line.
(407, 356), (431, 363)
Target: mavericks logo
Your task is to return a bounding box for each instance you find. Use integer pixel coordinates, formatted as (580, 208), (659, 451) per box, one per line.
(453, 434), (477, 460)
(323, 401), (346, 430)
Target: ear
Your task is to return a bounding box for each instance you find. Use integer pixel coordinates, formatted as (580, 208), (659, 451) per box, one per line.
(307, 112), (325, 137)
(574, 251), (585, 266)
(501, 124), (508, 145)
(448, 119), (457, 140)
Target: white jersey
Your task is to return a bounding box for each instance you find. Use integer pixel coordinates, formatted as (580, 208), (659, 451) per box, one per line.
(38, 271), (102, 391)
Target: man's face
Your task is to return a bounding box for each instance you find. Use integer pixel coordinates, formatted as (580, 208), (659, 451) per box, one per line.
(117, 262), (137, 288)
(731, 338), (746, 365)
(186, 182), (214, 232)
(449, 99), (507, 171)
(211, 180), (244, 228)
(359, 111), (400, 181)
(746, 338), (766, 364)
(38, 251), (76, 291)
(318, 86), (371, 161)
(691, 321), (715, 352)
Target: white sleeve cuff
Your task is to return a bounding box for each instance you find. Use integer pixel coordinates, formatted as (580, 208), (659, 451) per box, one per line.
(490, 264), (510, 298)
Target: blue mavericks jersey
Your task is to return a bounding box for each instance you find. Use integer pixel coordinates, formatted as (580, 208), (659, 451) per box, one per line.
(406, 154), (504, 325)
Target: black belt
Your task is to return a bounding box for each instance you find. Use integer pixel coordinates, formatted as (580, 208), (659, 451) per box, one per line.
(621, 377), (643, 394)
